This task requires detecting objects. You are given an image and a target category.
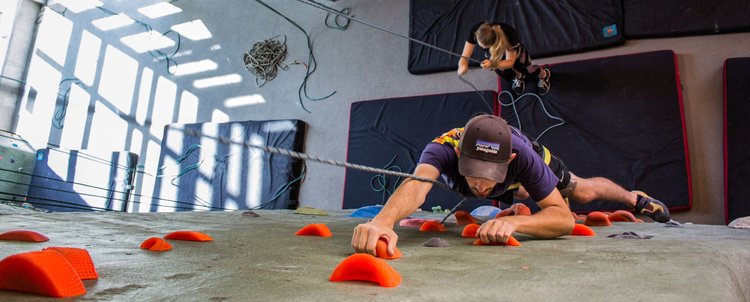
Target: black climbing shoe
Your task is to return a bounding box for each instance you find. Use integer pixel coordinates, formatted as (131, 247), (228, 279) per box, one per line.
(633, 191), (671, 223)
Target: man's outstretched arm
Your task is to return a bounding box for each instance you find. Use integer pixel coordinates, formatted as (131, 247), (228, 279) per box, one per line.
(352, 164), (439, 256)
(477, 188), (574, 243)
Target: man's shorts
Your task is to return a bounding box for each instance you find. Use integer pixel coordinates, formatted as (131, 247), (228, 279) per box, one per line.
(530, 140), (573, 194)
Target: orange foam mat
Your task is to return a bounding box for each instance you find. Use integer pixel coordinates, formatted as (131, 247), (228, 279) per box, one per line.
(0, 250), (86, 298)
(472, 236), (521, 247)
(608, 210), (637, 222)
(570, 224), (596, 236)
(329, 253), (402, 287)
(295, 224), (333, 237)
(419, 221), (447, 232)
(454, 211), (477, 225)
(460, 224), (480, 238)
(584, 211), (612, 226)
(0, 229), (49, 242)
(375, 238), (401, 260)
(43, 247), (98, 280)
(140, 237), (173, 252)
(164, 231), (214, 242)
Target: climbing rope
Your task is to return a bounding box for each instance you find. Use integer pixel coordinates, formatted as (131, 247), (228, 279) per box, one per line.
(180, 127), (461, 196)
(243, 35), (289, 87)
(253, 0), (335, 113)
(369, 155), (403, 204)
(497, 91), (565, 141)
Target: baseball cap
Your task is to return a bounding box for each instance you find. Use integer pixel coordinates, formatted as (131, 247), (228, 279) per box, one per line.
(458, 114), (513, 183)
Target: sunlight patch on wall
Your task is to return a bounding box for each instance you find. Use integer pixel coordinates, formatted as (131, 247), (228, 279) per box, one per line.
(211, 109), (229, 123)
(142, 139), (166, 212)
(247, 133), (264, 209)
(59, 85), (90, 149)
(178, 90), (199, 124)
(170, 59), (217, 76)
(73, 30), (101, 86)
(91, 13), (134, 31)
(89, 102), (127, 152)
(36, 8), (72, 66)
(121, 30), (176, 54)
(196, 123), (220, 209)
(193, 74), (242, 89)
(129, 128), (143, 156)
(224, 94), (265, 108)
(52, 0), (102, 13)
(135, 67), (153, 125)
(137, 2), (182, 19)
(99, 45), (138, 114)
(225, 123), (245, 198)
(149, 76), (177, 139)
(171, 19), (212, 41)
(16, 54), (61, 149)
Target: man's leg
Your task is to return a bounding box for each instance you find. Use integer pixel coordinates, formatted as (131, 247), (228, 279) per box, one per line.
(563, 173), (670, 223)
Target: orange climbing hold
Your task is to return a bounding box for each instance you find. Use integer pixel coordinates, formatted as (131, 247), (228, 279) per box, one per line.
(570, 224), (596, 236)
(329, 253), (402, 287)
(584, 211), (612, 226)
(375, 238), (401, 260)
(295, 224), (333, 237)
(461, 224), (480, 238)
(140, 237), (173, 252)
(0, 249), (86, 298)
(495, 203), (532, 218)
(43, 247), (98, 280)
(164, 231), (214, 242)
(608, 210), (637, 222)
(472, 236), (521, 247)
(0, 229), (49, 242)
(454, 211), (477, 225)
(419, 220), (447, 232)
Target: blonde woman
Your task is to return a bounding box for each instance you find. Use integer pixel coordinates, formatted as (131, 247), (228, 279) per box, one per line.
(458, 22), (551, 95)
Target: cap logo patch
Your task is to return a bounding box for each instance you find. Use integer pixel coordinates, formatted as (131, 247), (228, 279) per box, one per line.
(475, 139), (499, 154)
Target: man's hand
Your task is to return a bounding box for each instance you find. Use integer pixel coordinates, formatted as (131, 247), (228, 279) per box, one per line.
(352, 221), (398, 257)
(457, 59), (469, 75)
(476, 218), (517, 244)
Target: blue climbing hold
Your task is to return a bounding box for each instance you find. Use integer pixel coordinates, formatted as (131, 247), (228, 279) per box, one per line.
(350, 205), (384, 218)
(471, 205), (501, 218)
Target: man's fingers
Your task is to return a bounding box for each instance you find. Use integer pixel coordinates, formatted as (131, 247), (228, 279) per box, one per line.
(357, 227), (370, 254)
(489, 221), (504, 243)
(365, 232), (380, 256)
(386, 235), (398, 256)
(478, 222), (493, 244)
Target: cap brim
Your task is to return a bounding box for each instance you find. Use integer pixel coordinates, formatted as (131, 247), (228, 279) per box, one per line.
(458, 155), (509, 183)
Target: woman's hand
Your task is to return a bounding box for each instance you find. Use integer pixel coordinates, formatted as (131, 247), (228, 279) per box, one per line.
(480, 59), (494, 69)
(457, 59), (469, 75)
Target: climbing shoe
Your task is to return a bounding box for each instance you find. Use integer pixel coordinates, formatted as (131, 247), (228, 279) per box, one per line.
(538, 68), (551, 95)
(511, 78), (525, 95)
(633, 191), (670, 223)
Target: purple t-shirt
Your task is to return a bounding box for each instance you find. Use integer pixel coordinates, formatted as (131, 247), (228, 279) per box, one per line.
(418, 126), (558, 201)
